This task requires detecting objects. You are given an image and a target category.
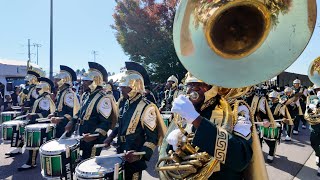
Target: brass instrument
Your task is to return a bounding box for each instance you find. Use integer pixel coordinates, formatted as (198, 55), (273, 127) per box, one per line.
(305, 58), (320, 125)
(157, 0), (317, 179)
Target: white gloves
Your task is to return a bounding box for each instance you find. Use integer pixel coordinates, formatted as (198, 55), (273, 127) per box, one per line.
(166, 129), (186, 151)
(171, 95), (200, 124)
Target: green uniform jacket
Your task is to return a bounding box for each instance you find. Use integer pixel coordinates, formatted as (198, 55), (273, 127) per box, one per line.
(192, 117), (253, 180)
(54, 84), (79, 137)
(29, 92), (55, 124)
(112, 94), (158, 174)
(72, 87), (113, 141)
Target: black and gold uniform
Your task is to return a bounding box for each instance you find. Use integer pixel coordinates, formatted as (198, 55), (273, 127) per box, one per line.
(105, 62), (166, 180)
(159, 75), (179, 112)
(66, 62), (117, 160)
(51, 65), (80, 137)
(18, 77), (56, 171)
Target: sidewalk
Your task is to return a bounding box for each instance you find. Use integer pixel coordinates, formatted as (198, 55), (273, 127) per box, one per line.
(294, 151), (320, 180)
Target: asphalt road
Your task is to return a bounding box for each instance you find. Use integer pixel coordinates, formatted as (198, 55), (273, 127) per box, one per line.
(0, 125), (313, 180)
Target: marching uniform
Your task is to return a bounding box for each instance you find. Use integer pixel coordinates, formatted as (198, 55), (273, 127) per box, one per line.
(305, 86), (320, 176)
(52, 65), (80, 138)
(67, 62), (117, 160)
(18, 77), (56, 171)
(281, 87), (301, 135)
(292, 79), (308, 130)
(6, 68), (45, 157)
(159, 75), (179, 112)
(105, 62), (166, 180)
(163, 73), (266, 180)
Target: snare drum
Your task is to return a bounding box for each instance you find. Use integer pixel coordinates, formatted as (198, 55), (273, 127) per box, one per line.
(260, 126), (280, 141)
(24, 123), (56, 150)
(1, 111), (21, 123)
(161, 114), (172, 127)
(1, 120), (27, 145)
(40, 139), (80, 179)
(75, 156), (125, 180)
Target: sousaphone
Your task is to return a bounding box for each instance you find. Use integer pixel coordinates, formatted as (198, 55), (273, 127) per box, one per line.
(157, 0), (317, 179)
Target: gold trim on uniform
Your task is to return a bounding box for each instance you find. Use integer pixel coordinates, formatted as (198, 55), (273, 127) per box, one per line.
(143, 142), (156, 151)
(214, 127), (228, 164)
(141, 104), (157, 131)
(83, 93), (101, 120)
(126, 100), (146, 135)
(96, 97), (112, 120)
(95, 128), (107, 136)
(57, 90), (68, 111)
(132, 172), (140, 180)
(251, 95), (260, 114)
(64, 114), (72, 121)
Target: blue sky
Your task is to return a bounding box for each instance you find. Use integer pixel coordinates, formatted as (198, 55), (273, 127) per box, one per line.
(0, 0), (319, 76)
(0, 0), (127, 75)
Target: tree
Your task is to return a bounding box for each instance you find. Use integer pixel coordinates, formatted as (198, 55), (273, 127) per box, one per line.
(112, 0), (186, 83)
(76, 69), (81, 75)
(81, 68), (86, 74)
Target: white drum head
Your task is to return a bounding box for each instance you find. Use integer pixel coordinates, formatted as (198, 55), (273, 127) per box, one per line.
(76, 156), (123, 178)
(25, 123), (51, 130)
(40, 139), (79, 155)
(2, 120), (26, 126)
(1, 111), (20, 115)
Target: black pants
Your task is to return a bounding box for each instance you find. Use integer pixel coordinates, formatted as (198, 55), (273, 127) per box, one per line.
(26, 149), (38, 166)
(80, 140), (102, 160)
(310, 131), (320, 167)
(283, 124), (293, 137)
(293, 115), (302, 131)
(260, 138), (277, 156)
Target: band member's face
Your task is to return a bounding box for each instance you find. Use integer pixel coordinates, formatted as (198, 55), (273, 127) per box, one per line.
(285, 91), (292, 96)
(119, 86), (132, 99)
(294, 83), (300, 88)
(270, 97), (278, 103)
(53, 78), (60, 88)
(166, 81), (174, 89)
(82, 80), (92, 92)
(186, 82), (211, 106)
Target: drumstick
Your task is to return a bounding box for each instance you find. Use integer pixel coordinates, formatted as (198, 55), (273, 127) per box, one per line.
(58, 131), (69, 141)
(68, 133), (100, 140)
(95, 152), (146, 159)
(14, 114), (28, 120)
(161, 111), (173, 114)
(36, 118), (52, 122)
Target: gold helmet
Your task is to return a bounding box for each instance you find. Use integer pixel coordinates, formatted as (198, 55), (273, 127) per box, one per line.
(56, 65), (77, 88)
(36, 77), (54, 95)
(26, 64), (45, 85)
(119, 62), (150, 98)
(87, 62), (108, 92)
(167, 75), (179, 88)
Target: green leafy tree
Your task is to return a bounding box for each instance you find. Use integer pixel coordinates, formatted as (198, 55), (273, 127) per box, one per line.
(112, 0), (186, 82)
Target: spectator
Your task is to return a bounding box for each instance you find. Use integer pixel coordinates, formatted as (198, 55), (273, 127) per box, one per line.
(2, 94), (13, 111)
(11, 86), (20, 106)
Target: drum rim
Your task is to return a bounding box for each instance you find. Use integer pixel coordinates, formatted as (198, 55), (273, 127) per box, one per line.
(40, 139), (80, 155)
(25, 123), (54, 130)
(75, 156), (124, 178)
(2, 120), (27, 125)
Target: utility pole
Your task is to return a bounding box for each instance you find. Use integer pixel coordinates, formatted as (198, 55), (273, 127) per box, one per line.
(33, 43), (42, 65)
(49, 0), (53, 80)
(92, 50), (98, 62)
(28, 39), (31, 62)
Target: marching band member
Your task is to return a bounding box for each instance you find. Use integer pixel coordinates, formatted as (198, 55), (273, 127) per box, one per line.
(164, 73), (254, 179)
(5, 67), (45, 157)
(18, 77), (56, 171)
(305, 85), (320, 176)
(159, 75), (179, 112)
(49, 65), (80, 138)
(281, 87), (301, 135)
(65, 62), (118, 160)
(292, 78), (308, 129)
(104, 62), (166, 180)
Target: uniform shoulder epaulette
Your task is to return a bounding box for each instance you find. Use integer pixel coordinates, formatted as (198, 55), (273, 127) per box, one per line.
(99, 90), (107, 96)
